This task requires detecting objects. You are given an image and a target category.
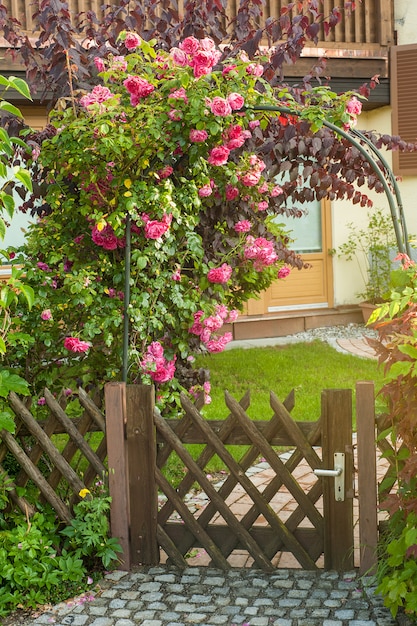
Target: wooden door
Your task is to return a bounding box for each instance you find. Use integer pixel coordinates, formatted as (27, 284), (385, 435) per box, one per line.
(246, 199), (334, 315)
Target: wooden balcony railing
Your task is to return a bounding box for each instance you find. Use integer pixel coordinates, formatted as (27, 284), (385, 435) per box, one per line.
(6, 0), (394, 51)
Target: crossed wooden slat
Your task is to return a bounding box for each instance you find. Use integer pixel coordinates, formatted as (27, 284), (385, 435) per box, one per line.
(156, 388), (325, 570)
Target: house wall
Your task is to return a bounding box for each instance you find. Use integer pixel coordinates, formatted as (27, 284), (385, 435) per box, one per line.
(332, 0), (417, 306)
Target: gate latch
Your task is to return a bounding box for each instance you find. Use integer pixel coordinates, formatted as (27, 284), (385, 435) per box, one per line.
(313, 452), (345, 501)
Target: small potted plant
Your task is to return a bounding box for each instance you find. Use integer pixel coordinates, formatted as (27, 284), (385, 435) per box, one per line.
(332, 209), (398, 322)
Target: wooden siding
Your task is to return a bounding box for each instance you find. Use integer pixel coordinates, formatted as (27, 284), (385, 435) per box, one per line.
(4, 0), (394, 49)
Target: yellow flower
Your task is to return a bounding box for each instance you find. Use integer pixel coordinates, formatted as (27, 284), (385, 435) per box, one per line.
(78, 488), (91, 499)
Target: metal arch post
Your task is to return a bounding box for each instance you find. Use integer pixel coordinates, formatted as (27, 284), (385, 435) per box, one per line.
(249, 104), (408, 255)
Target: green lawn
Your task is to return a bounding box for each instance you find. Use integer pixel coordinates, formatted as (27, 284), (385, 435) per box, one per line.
(159, 339), (387, 485)
(195, 339), (386, 423)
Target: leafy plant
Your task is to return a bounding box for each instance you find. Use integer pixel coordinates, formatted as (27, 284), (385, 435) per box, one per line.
(370, 255), (417, 619)
(0, 486), (121, 618)
(61, 487), (122, 569)
(331, 208), (398, 304)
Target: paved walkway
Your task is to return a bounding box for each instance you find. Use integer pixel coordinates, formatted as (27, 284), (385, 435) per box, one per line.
(21, 328), (397, 626)
(25, 566), (396, 626)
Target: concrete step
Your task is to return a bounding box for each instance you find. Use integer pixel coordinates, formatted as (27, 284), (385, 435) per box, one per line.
(229, 306), (363, 341)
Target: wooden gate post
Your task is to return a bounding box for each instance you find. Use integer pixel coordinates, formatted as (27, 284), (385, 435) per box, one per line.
(321, 389), (354, 571)
(105, 382), (130, 571)
(356, 381), (378, 575)
(126, 384), (159, 566)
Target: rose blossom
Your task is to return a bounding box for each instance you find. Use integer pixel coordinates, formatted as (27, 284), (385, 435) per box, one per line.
(346, 96), (362, 116)
(227, 92), (244, 110)
(205, 332), (233, 353)
(198, 184), (213, 197)
(64, 337), (91, 353)
(80, 85), (114, 108)
(234, 220), (251, 233)
(143, 213), (172, 239)
(169, 87), (188, 102)
(179, 36), (200, 54)
(123, 75), (155, 106)
(170, 47), (188, 66)
(189, 129), (208, 142)
(241, 170), (262, 187)
(207, 263), (233, 284)
(208, 145), (230, 166)
(41, 309), (53, 321)
(94, 57), (105, 72)
(157, 165), (173, 179)
(172, 269), (181, 281)
(278, 266), (291, 279)
(257, 201), (269, 211)
(92, 223), (119, 250)
(209, 96), (232, 117)
(225, 185), (239, 201)
(246, 63), (264, 76)
(124, 32), (141, 50)
(271, 185), (283, 197)
(222, 64), (237, 76)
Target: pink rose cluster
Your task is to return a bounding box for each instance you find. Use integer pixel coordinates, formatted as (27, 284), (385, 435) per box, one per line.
(64, 336), (91, 353)
(170, 36), (222, 78)
(141, 341), (176, 383)
(92, 223), (125, 250)
(80, 85), (115, 108)
(208, 93), (245, 117)
(189, 381), (212, 405)
(123, 75), (155, 106)
(244, 236), (278, 271)
(189, 305), (237, 353)
(207, 263), (233, 284)
(142, 213), (172, 240)
(344, 96), (362, 129)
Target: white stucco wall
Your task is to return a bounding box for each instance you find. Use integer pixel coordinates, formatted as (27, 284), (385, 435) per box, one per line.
(332, 0), (417, 306)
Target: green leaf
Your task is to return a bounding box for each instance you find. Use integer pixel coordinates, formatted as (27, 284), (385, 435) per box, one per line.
(0, 101), (23, 118)
(0, 410), (15, 433)
(15, 169), (32, 193)
(19, 284), (35, 309)
(0, 218), (6, 240)
(8, 76), (32, 100)
(398, 343), (417, 360)
(0, 191), (15, 219)
(0, 337), (5, 355)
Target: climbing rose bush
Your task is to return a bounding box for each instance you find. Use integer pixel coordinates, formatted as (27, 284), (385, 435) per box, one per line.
(6, 34), (362, 411)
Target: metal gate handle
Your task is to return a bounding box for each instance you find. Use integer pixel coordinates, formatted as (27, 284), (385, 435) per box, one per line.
(314, 452), (345, 501)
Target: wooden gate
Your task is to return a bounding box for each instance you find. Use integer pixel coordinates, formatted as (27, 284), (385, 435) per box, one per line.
(104, 382), (374, 573)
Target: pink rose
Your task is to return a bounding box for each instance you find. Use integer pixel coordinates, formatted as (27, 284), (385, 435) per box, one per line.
(205, 332), (233, 353)
(227, 92), (244, 110)
(123, 75), (154, 105)
(241, 171), (261, 187)
(246, 63), (264, 77)
(172, 269), (181, 281)
(225, 185), (239, 201)
(144, 221), (169, 239)
(271, 185), (283, 197)
(179, 36), (200, 54)
(64, 337), (91, 353)
(169, 87), (188, 102)
(198, 184), (213, 197)
(199, 37), (216, 51)
(234, 220), (251, 233)
(80, 85), (114, 108)
(157, 165), (173, 179)
(346, 96), (362, 116)
(41, 309), (53, 321)
(92, 224), (119, 250)
(170, 47), (188, 66)
(278, 266), (291, 279)
(257, 201), (269, 211)
(94, 57), (105, 72)
(209, 96), (232, 117)
(207, 263), (233, 284)
(190, 129), (208, 142)
(168, 109), (182, 121)
(222, 64), (237, 76)
(208, 145), (230, 166)
(124, 32), (141, 50)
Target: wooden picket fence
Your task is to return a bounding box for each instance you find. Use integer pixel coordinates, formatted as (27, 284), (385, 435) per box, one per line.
(0, 380), (398, 574)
